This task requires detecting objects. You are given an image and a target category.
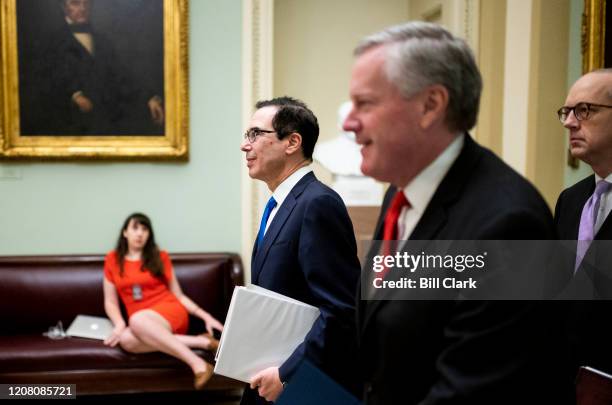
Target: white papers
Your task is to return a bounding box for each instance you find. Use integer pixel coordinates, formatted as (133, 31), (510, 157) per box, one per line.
(214, 285), (320, 383)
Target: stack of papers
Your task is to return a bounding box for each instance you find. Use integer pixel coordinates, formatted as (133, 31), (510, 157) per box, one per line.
(214, 285), (320, 383)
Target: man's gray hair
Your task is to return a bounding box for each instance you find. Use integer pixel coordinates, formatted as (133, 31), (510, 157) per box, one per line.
(355, 21), (482, 132)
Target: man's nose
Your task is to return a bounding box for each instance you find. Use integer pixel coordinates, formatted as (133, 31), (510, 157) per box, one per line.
(563, 110), (579, 130)
(240, 138), (251, 151)
(342, 109), (361, 133)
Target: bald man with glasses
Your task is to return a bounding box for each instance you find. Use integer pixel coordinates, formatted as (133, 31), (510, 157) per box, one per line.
(554, 68), (612, 381)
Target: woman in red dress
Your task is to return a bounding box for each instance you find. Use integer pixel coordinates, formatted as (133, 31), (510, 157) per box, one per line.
(102, 213), (223, 390)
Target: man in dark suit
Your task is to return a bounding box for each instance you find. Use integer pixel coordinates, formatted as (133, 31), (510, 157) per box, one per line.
(31, 0), (163, 135)
(342, 22), (563, 404)
(555, 69), (612, 378)
(239, 97), (361, 403)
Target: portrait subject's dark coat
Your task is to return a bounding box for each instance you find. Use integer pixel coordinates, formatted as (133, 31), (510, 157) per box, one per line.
(39, 23), (143, 135)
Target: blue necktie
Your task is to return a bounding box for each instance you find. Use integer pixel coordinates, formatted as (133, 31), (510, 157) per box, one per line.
(256, 196), (277, 249)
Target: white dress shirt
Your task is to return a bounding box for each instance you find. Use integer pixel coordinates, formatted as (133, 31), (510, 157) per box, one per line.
(66, 17), (95, 55)
(263, 166), (313, 236)
(397, 134), (464, 241)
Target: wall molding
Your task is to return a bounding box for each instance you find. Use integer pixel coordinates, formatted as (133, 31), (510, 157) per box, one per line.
(241, 0), (274, 278)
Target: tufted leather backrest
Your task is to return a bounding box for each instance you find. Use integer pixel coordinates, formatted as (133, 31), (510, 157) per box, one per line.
(0, 253), (243, 335)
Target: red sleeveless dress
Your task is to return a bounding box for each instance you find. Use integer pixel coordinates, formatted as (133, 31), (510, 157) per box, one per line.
(104, 250), (189, 334)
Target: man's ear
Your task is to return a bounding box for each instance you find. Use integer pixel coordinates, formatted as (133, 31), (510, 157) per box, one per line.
(285, 132), (303, 155)
(419, 85), (449, 130)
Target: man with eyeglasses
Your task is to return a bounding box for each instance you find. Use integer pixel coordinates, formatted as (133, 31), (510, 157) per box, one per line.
(239, 97), (361, 404)
(554, 68), (612, 380)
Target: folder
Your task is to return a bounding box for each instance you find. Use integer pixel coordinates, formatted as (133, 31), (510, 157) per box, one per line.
(276, 360), (361, 405)
(214, 285), (320, 383)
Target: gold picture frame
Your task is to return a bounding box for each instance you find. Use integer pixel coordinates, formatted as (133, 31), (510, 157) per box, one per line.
(582, 0), (607, 73)
(568, 0), (607, 169)
(0, 0), (189, 160)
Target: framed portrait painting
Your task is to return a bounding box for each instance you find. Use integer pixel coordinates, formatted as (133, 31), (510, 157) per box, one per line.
(0, 0), (189, 160)
(583, 0), (610, 72)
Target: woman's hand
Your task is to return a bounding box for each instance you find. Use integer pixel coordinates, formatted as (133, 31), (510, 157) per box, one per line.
(104, 324), (126, 347)
(199, 310), (224, 335)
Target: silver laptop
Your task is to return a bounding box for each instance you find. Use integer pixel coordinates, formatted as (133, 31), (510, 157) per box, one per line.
(66, 315), (113, 340)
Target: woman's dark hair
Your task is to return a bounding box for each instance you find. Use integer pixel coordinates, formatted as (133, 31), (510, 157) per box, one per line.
(115, 213), (165, 280)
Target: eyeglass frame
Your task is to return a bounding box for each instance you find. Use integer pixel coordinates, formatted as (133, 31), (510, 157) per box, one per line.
(557, 102), (612, 123)
(243, 127), (277, 143)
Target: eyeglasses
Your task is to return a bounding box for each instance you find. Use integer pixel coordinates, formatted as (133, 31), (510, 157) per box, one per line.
(557, 102), (612, 123)
(243, 128), (276, 143)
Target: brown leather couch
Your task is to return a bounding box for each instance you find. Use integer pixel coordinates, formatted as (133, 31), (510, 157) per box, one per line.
(0, 253), (244, 395)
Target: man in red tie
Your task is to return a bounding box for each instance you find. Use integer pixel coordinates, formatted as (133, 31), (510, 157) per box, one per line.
(343, 22), (563, 404)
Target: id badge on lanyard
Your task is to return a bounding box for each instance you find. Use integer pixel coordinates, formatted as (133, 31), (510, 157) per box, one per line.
(132, 284), (143, 301)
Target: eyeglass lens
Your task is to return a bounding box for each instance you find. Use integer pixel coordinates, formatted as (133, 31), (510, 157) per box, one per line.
(558, 103), (590, 123)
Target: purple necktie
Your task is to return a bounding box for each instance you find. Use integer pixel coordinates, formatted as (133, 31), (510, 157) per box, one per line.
(575, 180), (611, 271)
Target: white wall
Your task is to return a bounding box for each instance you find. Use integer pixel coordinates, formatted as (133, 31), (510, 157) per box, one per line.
(273, 0), (409, 185)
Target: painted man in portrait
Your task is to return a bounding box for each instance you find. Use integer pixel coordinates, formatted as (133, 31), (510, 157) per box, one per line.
(19, 0), (164, 135)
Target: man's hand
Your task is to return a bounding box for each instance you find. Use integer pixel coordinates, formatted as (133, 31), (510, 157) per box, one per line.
(73, 92), (93, 113)
(148, 96), (164, 126)
(250, 367), (283, 402)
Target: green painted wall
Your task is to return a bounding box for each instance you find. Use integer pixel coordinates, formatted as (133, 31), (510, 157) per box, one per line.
(0, 0), (242, 255)
(564, 0), (593, 188)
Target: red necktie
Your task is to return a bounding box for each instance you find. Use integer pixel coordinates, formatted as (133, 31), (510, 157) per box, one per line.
(380, 190), (410, 278)
(383, 190), (410, 241)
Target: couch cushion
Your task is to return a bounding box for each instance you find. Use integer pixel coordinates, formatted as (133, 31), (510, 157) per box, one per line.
(0, 334), (216, 373)
(0, 253), (243, 334)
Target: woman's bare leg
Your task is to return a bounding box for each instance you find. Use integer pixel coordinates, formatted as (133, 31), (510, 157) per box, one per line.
(120, 328), (215, 353)
(121, 309), (208, 375)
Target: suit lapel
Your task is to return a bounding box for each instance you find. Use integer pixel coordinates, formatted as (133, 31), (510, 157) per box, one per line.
(251, 172), (316, 284)
(361, 134), (482, 333)
(595, 190), (612, 240)
(252, 196), (296, 284)
(568, 176), (595, 240)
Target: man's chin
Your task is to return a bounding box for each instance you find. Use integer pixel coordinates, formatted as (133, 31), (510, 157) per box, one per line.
(247, 168), (260, 180)
(360, 162), (372, 178)
(361, 161), (387, 182)
(569, 147), (585, 160)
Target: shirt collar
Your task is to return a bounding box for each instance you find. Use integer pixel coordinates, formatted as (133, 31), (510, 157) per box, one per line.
(272, 166), (313, 208)
(594, 173), (612, 184)
(401, 134), (464, 214)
